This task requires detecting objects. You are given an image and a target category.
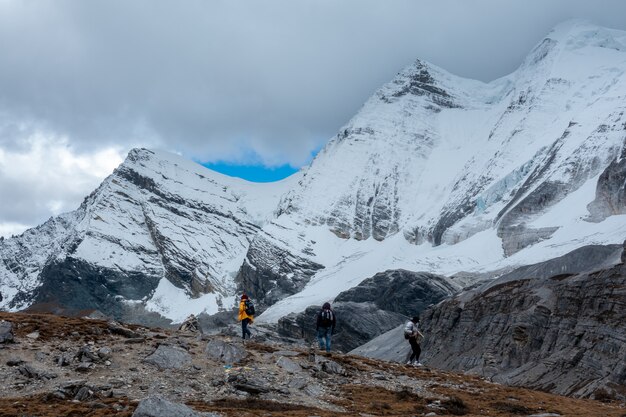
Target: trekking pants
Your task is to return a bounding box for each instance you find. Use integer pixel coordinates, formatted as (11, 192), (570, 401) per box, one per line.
(409, 337), (421, 362)
(241, 318), (252, 339)
(317, 327), (332, 352)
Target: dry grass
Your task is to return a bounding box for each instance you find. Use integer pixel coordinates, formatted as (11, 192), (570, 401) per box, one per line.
(0, 395), (136, 417)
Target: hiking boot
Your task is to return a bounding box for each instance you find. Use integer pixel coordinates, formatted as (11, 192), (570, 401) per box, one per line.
(413, 362), (423, 367)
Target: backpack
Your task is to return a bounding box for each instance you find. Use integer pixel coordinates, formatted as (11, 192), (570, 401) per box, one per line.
(320, 309), (334, 327)
(244, 299), (255, 316)
(404, 321), (414, 339)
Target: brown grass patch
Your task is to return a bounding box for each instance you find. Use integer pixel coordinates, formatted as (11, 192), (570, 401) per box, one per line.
(187, 398), (333, 416)
(337, 384), (427, 416)
(0, 395), (136, 417)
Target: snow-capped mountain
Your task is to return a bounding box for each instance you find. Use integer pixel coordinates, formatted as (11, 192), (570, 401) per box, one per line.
(0, 149), (296, 320)
(1, 20), (625, 324)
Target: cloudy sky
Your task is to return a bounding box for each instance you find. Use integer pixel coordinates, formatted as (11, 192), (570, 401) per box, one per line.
(1, 0), (626, 237)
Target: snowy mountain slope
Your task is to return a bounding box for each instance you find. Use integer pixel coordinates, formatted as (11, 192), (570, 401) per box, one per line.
(254, 20), (626, 320)
(0, 149), (297, 320)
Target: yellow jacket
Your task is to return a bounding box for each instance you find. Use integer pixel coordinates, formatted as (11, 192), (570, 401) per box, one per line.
(238, 300), (254, 322)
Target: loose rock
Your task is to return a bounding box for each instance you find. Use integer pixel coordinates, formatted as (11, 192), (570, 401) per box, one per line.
(143, 345), (192, 370)
(205, 339), (247, 364)
(0, 320), (14, 343)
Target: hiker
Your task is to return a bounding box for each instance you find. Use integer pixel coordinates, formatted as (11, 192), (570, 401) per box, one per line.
(316, 302), (336, 352)
(404, 316), (424, 367)
(238, 294), (255, 339)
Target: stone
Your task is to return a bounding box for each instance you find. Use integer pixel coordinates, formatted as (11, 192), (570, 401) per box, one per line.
(76, 363), (94, 373)
(97, 346), (112, 360)
(6, 358), (25, 366)
(289, 377), (308, 390)
(26, 331), (40, 340)
(205, 339), (247, 364)
(132, 395), (215, 417)
(77, 345), (99, 363)
(276, 356), (302, 374)
(317, 358), (344, 375)
(143, 345), (192, 370)
(233, 377), (272, 394)
(35, 352), (47, 362)
(17, 364), (57, 380)
(74, 386), (92, 401)
(108, 322), (141, 338)
(273, 350), (300, 357)
(56, 354), (72, 367)
(0, 321), (14, 343)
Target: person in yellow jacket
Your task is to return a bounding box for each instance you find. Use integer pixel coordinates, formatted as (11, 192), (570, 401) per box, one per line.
(238, 294), (254, 339)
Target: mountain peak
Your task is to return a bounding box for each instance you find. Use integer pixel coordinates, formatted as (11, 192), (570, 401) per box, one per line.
(544, 19), (624, 51)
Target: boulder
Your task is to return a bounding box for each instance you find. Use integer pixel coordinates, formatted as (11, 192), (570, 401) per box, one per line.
(132, 395), (219, 417)
(334, 269), (456, 316)
(0, 320), (14, 343)
(205, 339), (247, 364)
(142, 345), (192, 370)
(276, 356), (302, 374)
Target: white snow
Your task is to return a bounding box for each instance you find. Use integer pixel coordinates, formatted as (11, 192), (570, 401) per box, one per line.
(144, 277), (223, 323)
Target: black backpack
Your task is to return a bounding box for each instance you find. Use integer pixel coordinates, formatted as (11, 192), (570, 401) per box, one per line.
(244, 299), (255, 316)
(320, 309), (334, 327)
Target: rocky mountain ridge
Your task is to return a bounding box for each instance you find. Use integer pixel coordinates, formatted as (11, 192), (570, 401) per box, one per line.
(352, 242), (626, 400)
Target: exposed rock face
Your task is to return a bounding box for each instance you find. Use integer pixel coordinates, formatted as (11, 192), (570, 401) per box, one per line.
(419, 244), (626, 399)
(277, 302), (405, 352)
(334, 269), (456, 317)
(587, 146), (626, 222)
(236, 233), (324, 308)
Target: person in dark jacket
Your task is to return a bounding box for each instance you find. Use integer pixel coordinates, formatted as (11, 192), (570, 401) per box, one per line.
(316, 302), (336, 352)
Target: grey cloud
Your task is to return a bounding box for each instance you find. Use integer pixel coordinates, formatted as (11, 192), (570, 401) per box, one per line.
(0, 0), (626, 166)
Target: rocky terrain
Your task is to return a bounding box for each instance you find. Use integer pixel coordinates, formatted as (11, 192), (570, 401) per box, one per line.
(1, 312), (625, 417)
(353, 243), (626, 402)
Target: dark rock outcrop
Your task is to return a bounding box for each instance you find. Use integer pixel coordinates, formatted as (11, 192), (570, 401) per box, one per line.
(587, 147), (626, 222)
(236, 234), (324, 308)
(334, 269), (456, 317)
(419, 244), (626, 399)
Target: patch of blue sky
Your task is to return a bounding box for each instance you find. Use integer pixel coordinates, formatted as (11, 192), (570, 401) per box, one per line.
(200, 147), (321, 183)
(202, 161), (299, 182)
